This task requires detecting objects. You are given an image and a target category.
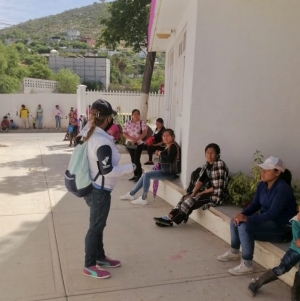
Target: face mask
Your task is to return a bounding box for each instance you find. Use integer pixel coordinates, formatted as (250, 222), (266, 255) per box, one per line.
(104, 118), (113, 132)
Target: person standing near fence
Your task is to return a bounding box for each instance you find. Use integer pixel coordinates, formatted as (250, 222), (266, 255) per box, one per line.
(36, 104), (43, 129)
(54, 105), (62, 129)
(19, 104), (30, 129)
(122, 109), (147, 182)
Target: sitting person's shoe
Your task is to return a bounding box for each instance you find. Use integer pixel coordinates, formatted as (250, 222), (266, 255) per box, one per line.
(96, 256), (121, 268)
(228, 261), (253, 276)
(133, 176), (141, 182)
(155, 222), (173, 227)
(217, 249), (240, 262)
(131, 196), (148, 205)
(129, 176), (136, 181)
(144, 161), (154, 165)
(153, 217), (173, 226)
(83, 265), (111, 279)
(120, 192), (135, 201)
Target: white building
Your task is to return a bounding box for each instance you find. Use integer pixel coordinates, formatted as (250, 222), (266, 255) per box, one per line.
(148, 0), (300, 187)
(64, 30), (80, 41)
(49, 56), (110, 89)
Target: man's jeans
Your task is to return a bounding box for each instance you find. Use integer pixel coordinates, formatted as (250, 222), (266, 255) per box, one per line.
(37, 115), (43, 129)
(130, 170), (175, 198)
(84, 188), (111, 267)
(273, 249), (300, 276)
(230, 219), (284, 261)
(55, 115), (61, 128)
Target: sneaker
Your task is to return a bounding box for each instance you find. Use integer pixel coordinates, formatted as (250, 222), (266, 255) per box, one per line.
(153, 217), (173, 226)
(120, 192), (135, 201)
(228, 261), (254, 276)
(153, 217), (173, 227)
(97, 256), (121, 268)
(144, 161), (154, 165)
(128, 176), (136, 181)
(83, 265), (111, 279)
(155, 222), (173, 227)
(131, 196), (148, 205)
(217, 249), (240, 262)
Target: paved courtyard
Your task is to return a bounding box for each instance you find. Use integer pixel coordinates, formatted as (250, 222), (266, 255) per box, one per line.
(0, 133), (291, 301)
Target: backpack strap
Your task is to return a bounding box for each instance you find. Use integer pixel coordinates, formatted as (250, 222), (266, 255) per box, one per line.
(95, 161), (105, 190)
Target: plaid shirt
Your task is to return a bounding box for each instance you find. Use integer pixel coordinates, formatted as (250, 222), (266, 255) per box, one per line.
(198, 159), (229, 205)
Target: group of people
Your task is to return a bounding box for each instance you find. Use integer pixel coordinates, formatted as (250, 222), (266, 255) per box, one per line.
(1, 116), (18, 132)
(76, 99), (299, 300)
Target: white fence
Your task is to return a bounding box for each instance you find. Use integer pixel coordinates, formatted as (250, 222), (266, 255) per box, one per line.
(0, 87), (164, 129)
(23, 78), (58, 94)
(83, 89), (164, 123)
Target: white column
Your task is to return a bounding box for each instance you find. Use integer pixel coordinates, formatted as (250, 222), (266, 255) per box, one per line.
(77, 85), (87, 120)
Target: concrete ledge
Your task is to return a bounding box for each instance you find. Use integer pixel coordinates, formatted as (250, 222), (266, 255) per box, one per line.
(151, 176), (296, 287)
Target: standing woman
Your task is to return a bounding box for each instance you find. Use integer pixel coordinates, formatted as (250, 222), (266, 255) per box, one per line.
(144, 118), (165, 165)
(68, 110), (78, 147)
(36, 104), (43, 129)
(83, 99), (135, 279)
(122, 109), (147, 182)
(120, 129), (181, 205)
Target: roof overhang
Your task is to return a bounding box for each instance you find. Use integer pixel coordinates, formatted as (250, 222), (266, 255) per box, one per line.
(148, 0), (190, 52)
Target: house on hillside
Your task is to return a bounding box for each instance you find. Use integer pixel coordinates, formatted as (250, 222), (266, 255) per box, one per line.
(80, 36), (95, 47)
(64, 30), (80, 40)
(148, 0), (300, 187)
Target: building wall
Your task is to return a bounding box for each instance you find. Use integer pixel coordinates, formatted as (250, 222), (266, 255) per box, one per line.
(162, 0), (200, 186)
(163, 0), (300, 187)
(49, 56), (110, 88)
(189, 0), (300, 179)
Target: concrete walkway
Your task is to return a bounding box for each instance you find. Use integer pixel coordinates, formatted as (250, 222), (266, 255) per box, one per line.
(0, 133), (291, 301)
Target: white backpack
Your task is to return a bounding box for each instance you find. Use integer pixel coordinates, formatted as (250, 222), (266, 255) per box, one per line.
(64, 142), (103, 197)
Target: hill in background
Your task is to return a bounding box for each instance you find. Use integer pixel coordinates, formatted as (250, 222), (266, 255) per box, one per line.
(0, 2), (108, 39)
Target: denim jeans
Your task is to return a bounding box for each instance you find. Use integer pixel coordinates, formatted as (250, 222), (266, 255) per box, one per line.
(55, 115), (61, 128)
(230, 219), (284, 261)
(273, 249), (300, 276)
(84, 188), (111, 267)
(130, 170), (175, 198)
(37, 115), (43, 129)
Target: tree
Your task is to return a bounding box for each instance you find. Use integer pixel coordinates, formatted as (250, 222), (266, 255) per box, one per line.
(55, 68), (80, 93)
(28, 63), (53, 80)
(98, 0), (155, 120)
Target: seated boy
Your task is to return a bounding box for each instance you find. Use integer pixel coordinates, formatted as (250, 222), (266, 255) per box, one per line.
(1, 116), (10, 131)
(248, 207), (300, 300)
(10, 119), (18, 129)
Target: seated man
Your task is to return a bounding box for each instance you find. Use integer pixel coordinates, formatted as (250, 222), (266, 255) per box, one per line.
(154, 143), (229, 227)
(1, 116), (10, 132)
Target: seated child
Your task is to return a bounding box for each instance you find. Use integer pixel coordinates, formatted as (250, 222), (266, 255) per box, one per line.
(10, 119), (18, 129)
(1, 116), (10, 131)
(248, 207), (300, 300)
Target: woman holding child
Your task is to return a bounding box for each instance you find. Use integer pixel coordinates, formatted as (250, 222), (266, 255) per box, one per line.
(218, 156), (297, 276)
(154, 143), (229, 227)
(120, 129), (181, 205)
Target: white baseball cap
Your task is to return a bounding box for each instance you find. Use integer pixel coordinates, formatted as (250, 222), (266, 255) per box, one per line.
(257, 156), (285, 172)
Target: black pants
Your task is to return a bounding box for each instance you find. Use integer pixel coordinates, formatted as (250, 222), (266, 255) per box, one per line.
(84, 188), (111, 267)
(145, 145), (165, 161)
(127, 144), (143, 177)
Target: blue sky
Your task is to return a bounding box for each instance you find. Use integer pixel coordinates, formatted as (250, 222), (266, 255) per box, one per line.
(0, 0), (113, 29)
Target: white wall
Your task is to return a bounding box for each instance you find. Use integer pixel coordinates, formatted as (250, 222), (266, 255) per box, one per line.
(188, 0), (300, 179)
(163, 0), (200, 186)
(0, 94), (76, 128)
(162, 0), (300, 187)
